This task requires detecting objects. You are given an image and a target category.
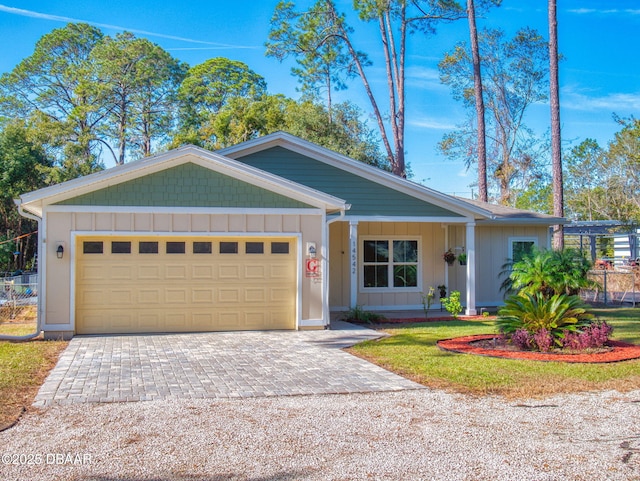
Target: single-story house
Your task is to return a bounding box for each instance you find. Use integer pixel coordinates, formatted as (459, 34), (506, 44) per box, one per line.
(17, 132), (563, 339)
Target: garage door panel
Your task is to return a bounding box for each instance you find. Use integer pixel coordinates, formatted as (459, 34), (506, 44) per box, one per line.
(270, 287), (293, 302)
(245, 265), (266, 278)
(138, 289), (161, 304)
(110, 265), (133, 280)
(79, 265), (104, 281)
(166, 265), (187, 280)
(192, 265), (214, 279)
(192, 288), (214, 303)
(110, 289), (133, 304)
(245, 288), (266, 302)
(76, 236), (297, 334)
(165, 288), (188, 303)
(218, 264), (240, 279)
(138, 265), (161, 279)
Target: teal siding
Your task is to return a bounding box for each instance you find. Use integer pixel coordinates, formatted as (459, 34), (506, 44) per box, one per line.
(236, 147), (462, 217)
(56, 162), (312, 209)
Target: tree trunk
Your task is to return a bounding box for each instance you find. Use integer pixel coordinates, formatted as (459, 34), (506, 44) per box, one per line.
(467, 0), (487, 202)
(549, 0), (564, 249)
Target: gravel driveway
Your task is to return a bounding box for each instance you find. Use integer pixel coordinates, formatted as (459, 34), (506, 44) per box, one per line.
(2, 388), (639, 480)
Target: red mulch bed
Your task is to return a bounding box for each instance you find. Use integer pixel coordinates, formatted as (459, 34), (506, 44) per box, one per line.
(437, 334), (640, 363)
(382, 315), (489, 324)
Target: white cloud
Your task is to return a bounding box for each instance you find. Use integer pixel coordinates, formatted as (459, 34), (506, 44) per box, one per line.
(407, 117), (457, 130)
(405, 66), (448, 92)
(568, 8), (640, 15)
(561, 86), (640, 112)
(0, 4), (259, 48)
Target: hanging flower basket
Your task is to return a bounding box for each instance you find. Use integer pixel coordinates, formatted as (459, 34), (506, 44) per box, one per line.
(443, 249), (456, 265)
(458, 253), (467, 266)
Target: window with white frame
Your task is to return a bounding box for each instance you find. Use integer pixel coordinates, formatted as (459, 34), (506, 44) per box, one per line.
(362, 238), (420, 290)
(509, 237), (538, 263)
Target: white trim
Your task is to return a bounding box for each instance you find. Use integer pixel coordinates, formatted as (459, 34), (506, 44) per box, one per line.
(465, 222), (477, 316)
(342, 216), (471, 224)
(508, 236), (539, 262)
(71, 231), (304, 238)
(359, 235), (422, 294)
(298, 319), (325, 327)
(349, 220), (358, 307)
(321, 210), (329, 327)
(45, 205), (326, 216)
(41, 324), (74, 330)
(69, 231), (304, 333)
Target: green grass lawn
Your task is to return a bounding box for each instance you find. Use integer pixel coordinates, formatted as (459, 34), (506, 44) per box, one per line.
(348, 307), (640, 399)
(0, 318), (68, 430)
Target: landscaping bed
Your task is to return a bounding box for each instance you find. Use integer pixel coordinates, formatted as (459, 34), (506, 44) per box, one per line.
(437, 334), (640, 363)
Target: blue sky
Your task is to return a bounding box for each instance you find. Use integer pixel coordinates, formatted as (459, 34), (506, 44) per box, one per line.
(0, 1), (638, 197)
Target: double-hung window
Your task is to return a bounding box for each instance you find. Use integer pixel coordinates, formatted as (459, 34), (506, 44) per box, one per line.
(362, 238), (420, 291)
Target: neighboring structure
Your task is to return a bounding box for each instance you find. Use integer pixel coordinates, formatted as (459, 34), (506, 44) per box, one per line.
(564, 221), (639, 266)
(17, 132), (562, 339)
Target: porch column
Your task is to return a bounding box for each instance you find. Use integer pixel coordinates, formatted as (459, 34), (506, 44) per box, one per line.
(349, 220), (359, 308)
(465, 222), (477, 315)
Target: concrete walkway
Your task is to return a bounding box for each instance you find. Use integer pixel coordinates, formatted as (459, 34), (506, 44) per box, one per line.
(34, 322), (423, 406)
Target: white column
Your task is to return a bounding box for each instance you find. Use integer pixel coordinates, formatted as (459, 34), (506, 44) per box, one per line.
(349, 220), (359, 308)
(465, 222), (477, 315)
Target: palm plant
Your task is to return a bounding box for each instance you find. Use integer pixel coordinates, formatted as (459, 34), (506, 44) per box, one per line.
(501, 248), (596, 298)
(497, 292), (594, 347)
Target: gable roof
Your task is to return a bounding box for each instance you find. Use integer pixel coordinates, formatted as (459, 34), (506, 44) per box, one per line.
(18, 145), (348, 217)
(219, 132), (565, 225)
(454, 197), (564, 225)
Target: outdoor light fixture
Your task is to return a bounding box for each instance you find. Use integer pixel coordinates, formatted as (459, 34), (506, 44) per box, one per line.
(56, 245), (64, 259)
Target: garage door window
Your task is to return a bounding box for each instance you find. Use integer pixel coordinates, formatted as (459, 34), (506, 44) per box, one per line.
(271, 242), (290, 254)
(193, 241), (212, 254)
(166, 242), (185, 254)
(220, 242), (238, 254)
(83, 241), (103, 254)
(111, 241), (131, 254)
(246, 242), (264, 254)
(139, 241), (158, 254)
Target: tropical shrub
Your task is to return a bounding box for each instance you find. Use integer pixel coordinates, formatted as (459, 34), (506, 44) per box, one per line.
(497, 292), (596, 349)
(561, 321), (613, 350)
(500, 248), (596, 298)
(442, 290), (463, 319)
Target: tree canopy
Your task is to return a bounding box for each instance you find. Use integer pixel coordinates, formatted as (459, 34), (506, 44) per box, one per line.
(439, 27), (549, 205)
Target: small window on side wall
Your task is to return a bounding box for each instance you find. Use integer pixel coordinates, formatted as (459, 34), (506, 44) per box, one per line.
(509, 238), (538, 264)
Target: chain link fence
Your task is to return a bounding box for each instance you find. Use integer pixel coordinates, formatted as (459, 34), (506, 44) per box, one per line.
(0, 275), (38, 321)
(581, 269), (639, 307)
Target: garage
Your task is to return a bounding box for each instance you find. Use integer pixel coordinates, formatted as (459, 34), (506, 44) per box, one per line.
(75, 235), (298, 334)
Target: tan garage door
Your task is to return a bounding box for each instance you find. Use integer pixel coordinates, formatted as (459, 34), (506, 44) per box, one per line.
(75, 236), (297, 334)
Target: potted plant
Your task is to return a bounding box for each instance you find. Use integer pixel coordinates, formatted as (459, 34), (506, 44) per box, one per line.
(458, 252), (467, 266)
(437, 284), (447, 299)
(443, 249), (456, 265)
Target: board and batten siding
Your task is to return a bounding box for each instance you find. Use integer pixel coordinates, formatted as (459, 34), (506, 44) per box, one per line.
(43, 211), (323, 332)
(329, 221), (447, 310)
(448, 224), (550, 307)
(236, 147), (463, 218)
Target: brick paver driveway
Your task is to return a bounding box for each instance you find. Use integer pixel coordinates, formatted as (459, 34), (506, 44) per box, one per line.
(35, 322), (423, 406)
